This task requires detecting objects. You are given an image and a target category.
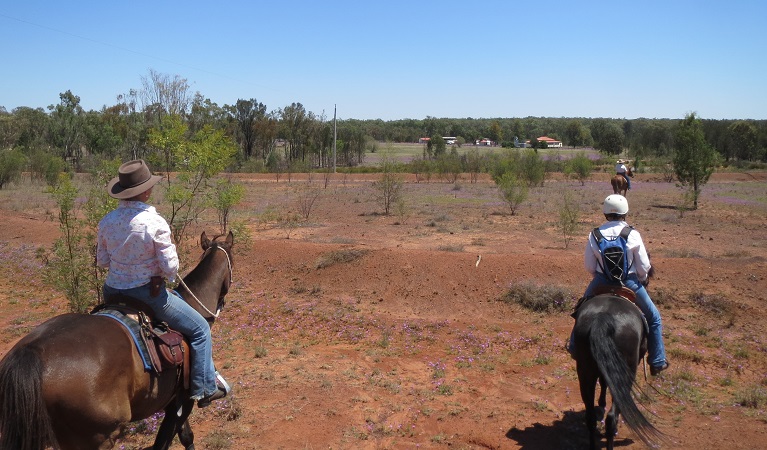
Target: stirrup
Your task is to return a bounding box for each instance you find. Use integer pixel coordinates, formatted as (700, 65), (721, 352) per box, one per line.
(215, 371), (231, 395)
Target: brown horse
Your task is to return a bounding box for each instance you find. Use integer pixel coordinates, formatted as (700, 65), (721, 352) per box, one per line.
(611, 168), (633, 196)
(0, 231), (234, 450)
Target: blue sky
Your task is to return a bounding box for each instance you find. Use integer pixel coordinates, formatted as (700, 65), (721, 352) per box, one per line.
(2, 1), (765, 121)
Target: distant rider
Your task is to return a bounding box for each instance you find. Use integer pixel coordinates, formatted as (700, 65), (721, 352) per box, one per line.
(615, 159), (631, 190)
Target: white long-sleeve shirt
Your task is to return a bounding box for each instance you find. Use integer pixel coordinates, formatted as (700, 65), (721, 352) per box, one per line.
(615, 163), (628, 174)
(97, 200), (179, 289)
(584, 220), (651, 282)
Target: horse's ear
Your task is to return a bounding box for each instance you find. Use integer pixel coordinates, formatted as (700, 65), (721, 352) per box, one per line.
(201, 232), (211, 250)
(225, 230), (234, 247)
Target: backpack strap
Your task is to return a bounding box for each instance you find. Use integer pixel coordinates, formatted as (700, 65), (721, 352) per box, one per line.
(619, 226), (634, 240)
(591, 228), (609, 280)
(592, 227), (605, 243)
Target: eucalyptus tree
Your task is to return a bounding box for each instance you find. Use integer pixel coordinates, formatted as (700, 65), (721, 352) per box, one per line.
(106, 90), (147, 160)
(487, 120), (503, 145)
(279, 102), (313, 163)
(564, 119), (585, 147)
(728, 121), (759, 161)
(673, 112), (719, 210)
(0, 107), (49, 151)
(256, 114), (279, 163)
(82, 110), (123, 159)
(48, 90), (85, 169)
(140, 69), (191, 126)
(0, 108), (15, 150)
(595, 122), (625, 155)
(189, 94), (227, 134)
(430, 134), (446, 157)
(226, 98), (267, 160)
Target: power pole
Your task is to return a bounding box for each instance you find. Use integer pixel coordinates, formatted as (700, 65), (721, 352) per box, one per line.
(333, 104), (337, 173)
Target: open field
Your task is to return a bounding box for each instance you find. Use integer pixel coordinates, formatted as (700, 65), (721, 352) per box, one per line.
(362, 143), (602, 166)
(1, 171), (767, 449)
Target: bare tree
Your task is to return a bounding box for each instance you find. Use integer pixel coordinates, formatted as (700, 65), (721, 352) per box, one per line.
(140, 69), (192, 119)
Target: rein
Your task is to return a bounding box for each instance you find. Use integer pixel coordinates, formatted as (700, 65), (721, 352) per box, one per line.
(177, 245), (233, 319)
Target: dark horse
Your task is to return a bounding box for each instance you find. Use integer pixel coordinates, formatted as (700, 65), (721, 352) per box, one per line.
(0, 231), (234, 450)
(572, 293), (665, 450)
(611, 168), (633, 196)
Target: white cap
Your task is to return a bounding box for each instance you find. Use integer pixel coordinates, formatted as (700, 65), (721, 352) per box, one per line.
(603, 194), (629, 215)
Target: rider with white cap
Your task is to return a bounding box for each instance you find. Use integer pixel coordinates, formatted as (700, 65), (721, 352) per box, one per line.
(569, 194), (669, 376)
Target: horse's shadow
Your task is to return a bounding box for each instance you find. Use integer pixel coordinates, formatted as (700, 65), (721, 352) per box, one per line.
(505, 410), (637, 449)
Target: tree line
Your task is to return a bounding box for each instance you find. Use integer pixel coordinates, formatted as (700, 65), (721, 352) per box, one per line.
(1, 69), (766, 186)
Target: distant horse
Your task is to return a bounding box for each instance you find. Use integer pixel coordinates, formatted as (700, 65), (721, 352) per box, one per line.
(0, 231), (234, 450)
(572, 293), (665, 450)
(611, 168), (633, 196)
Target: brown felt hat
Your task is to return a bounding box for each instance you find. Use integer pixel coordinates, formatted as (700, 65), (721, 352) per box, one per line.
(107, 160), (163, 199)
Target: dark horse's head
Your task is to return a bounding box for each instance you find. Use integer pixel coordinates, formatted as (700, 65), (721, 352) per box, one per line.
(180, 231), (235, 323)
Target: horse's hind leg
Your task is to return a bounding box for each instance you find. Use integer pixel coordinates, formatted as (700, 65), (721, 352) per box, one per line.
(605, 403), (619, 450)
(596, 377), (607, 430)
(578, 367), (600, 450)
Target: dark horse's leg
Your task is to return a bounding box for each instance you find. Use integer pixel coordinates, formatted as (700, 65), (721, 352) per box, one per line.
(152, 397), (196, 450)
(577, 364), (600, 450)
(596, 376), (607, 430)
(605, 402), (620, 450)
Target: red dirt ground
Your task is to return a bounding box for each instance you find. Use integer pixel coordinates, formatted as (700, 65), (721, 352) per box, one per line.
(1, 171), (766, 449)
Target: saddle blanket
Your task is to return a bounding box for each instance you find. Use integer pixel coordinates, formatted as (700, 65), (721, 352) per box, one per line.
(94, 309), (153, 371)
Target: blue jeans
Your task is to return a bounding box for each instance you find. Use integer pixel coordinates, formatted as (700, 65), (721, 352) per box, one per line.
(104, 282), (218, 399)
(570, 275), (667, 367)
(620, 173), (631, 190)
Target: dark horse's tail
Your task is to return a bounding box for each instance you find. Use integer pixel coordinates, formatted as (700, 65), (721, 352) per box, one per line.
(590, 317), (664, 448)
(0, 345), (57, 450)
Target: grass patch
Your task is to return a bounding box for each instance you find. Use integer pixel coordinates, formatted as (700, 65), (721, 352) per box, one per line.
(690, 292), (732, 315)
(667, 347), (705, 364)
(652, 287), (677, 307)
(201, 429), (232, 449)
(663, 248), (703, 258)
(315, 248), (369, 269)
(735, 385), (767, 409)
(501, 281), (575, 314)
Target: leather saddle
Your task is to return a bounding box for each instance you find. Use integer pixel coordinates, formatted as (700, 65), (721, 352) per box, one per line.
(93, 294), (190, 389)
(591, 284), (636, 303)
(572, 284), (638, 317)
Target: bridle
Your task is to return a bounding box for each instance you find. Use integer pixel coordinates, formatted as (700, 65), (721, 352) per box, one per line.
(177, 245), (233, 319)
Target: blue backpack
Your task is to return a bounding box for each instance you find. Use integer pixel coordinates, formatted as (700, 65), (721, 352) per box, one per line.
(592, 226), (634, 284)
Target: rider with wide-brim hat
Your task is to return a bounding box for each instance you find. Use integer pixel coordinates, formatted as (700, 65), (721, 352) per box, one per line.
(615, 159), (631, 190)
(98, 159), (230, 407)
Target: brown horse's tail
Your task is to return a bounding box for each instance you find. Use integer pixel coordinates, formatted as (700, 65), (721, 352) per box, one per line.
(0, 346), (57, 450)
(610, 177), (620, 194)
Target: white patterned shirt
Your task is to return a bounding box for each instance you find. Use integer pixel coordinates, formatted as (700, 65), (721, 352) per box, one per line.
(97, 200), (179, 289)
